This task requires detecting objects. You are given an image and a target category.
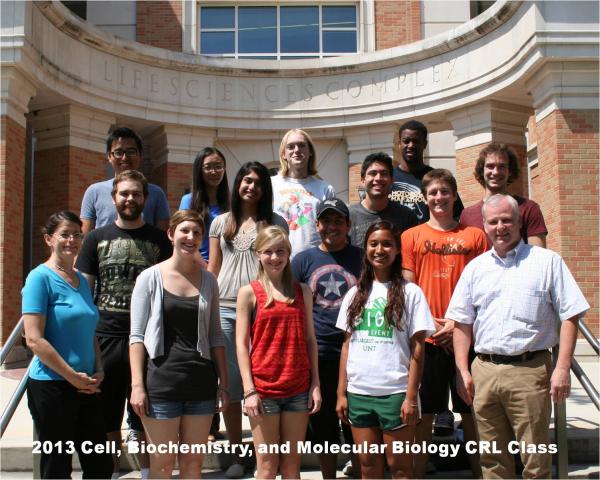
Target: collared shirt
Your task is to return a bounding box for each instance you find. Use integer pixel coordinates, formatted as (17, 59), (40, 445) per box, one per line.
(446, 240), (589, 356)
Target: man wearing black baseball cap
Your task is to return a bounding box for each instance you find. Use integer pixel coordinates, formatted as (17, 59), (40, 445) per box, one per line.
(292, 197), (362, 479)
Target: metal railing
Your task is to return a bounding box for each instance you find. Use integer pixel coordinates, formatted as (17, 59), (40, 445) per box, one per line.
(554, 317), (600, 479)
(1, 314), (599, 477)
(0, 317), (32, 438)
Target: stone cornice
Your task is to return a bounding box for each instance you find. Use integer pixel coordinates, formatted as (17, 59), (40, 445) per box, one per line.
(35, 0), (521, 77)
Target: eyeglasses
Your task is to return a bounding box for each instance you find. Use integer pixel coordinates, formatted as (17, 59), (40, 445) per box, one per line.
(285, 142), (308, 151)
(53, 233), (85, 241)
(110, 148), (139, 158)
(202, 164), (225, 173)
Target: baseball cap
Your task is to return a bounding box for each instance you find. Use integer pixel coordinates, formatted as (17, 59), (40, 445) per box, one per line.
(316, 198), (350, 220)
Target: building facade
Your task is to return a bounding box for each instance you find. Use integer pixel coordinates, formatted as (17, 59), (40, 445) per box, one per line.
(1, 1), (598, 344)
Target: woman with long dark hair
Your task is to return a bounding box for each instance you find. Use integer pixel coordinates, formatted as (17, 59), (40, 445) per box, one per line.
(335, 221), (435, 479)
(23, 211), (112, 479)
(180, 147), (230, 262)
(208, 161), (288, 478)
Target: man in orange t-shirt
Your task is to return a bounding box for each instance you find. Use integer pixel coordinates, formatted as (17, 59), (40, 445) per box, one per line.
(401, 169), (487, 479)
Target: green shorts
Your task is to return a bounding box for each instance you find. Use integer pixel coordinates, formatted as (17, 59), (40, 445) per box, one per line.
(347, 392), (408, 431)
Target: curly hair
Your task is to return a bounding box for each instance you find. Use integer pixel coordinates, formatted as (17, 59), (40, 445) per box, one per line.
(346, 221), (406, 332)
(474, 143), (520, 188)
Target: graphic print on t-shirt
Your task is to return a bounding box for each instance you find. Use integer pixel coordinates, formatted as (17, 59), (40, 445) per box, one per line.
(308, 264), (357, 309)
(420, 235), (473, 275)
(96, 237), (163, 313)
(355, 297), (393, 340)
(389, 182), (427, 221)
(276, 187), (316, 231)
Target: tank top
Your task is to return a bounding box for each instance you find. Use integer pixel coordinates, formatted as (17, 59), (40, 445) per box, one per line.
(249, 280), (311, 398)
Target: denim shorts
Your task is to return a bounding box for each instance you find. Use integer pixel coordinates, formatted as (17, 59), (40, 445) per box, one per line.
(220, 306), (243, 402)
(260, 391), (309, 415)
(147, 399), (216, 420)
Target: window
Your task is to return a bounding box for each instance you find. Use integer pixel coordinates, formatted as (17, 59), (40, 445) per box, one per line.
(199, 4), (358, 59)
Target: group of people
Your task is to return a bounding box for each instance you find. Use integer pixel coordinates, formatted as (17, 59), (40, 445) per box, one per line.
(22, 121), (589, 480)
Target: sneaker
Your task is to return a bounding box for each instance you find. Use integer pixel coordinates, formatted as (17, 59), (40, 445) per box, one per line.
(342, 460), (354, 477)
(433, 410), (455, 437)
(225, 463), (245, 479)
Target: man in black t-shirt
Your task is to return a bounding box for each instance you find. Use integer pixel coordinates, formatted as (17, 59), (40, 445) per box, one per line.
(76, 170), (171, 477)
(349, 152), (418, 247)
(292, 198), (362, 479)
(389, 120), (464, 223)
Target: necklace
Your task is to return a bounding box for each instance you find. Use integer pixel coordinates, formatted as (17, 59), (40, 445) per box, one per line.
(54, 262), (74, 275)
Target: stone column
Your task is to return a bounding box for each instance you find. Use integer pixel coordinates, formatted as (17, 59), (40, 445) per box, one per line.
(526, 62), (599, 336)
(29, 105), (115, 266)
(0, 68), (36, 345)
(146, 125), (216, 212)
(447, 101), (532, 206)
(344, 124), (396, 203)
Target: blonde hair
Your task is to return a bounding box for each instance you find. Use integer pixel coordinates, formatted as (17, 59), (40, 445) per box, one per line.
(278, 129), (318, 177)
(255, 226), (295, 308)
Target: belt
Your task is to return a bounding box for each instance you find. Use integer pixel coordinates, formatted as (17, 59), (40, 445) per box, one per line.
(477, 350), (547, 365)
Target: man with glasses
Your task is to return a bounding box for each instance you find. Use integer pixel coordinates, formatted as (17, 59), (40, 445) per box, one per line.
(80, 127), (170, 233)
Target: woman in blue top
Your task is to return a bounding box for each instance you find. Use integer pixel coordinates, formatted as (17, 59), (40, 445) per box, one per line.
(23, 211), (112, 479)
(179, 147), (230, 262)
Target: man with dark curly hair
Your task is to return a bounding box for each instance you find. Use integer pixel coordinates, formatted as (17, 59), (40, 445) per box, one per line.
(460, 143), (547, 247)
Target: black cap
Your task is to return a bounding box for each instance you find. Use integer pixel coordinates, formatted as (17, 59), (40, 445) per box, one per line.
(316, 198), (350, 220)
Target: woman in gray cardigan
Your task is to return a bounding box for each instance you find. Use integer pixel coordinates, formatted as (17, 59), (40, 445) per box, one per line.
(130, 210), (229, 479)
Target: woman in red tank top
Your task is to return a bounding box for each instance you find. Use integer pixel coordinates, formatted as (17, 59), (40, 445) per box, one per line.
(236, 226), (321, 479)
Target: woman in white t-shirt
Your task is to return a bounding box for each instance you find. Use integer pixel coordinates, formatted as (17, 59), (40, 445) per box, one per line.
(336, 221), (435, 479)
(271, 129), (335, 257)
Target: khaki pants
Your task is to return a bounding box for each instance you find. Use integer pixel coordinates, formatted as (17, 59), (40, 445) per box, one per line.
(471, 352), (553, 479)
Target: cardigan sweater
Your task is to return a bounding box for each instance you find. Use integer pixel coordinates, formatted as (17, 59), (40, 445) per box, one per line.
(130, 265), (224, 359)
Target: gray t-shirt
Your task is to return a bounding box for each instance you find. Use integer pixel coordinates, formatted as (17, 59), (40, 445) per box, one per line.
(348, 201), (418, 248)
(209, 212), (288, 309)
(80, 179), (170, 228)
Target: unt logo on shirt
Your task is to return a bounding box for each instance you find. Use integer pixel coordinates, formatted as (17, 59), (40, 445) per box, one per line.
(355, 298), (392, 338)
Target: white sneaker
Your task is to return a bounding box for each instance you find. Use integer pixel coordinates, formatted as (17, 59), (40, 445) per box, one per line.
(342, 460), (353, 477)
(225, 462), (245, 479)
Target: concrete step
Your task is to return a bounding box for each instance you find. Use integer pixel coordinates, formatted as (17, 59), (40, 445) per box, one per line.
(2, 359), (599, 474)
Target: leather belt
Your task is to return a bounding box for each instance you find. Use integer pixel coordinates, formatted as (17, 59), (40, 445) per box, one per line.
(477, 350), (547, 365)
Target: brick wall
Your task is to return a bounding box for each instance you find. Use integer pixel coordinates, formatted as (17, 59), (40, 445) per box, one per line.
(32, 147), (105, 266)
(0, 117), (26, 341)
(348, 163), (362, 203)
(151, 162), (190, 213)
(374, 0), (421, 50)
(531, 109), (599, 335)
(454, 144), (485, 206)
(136, 1), (183, 52)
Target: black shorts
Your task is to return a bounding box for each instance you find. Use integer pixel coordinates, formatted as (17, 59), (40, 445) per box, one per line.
(419, 342), (475, 415)
(307, 355), (353, 446)
(98, 335), (143, 433)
